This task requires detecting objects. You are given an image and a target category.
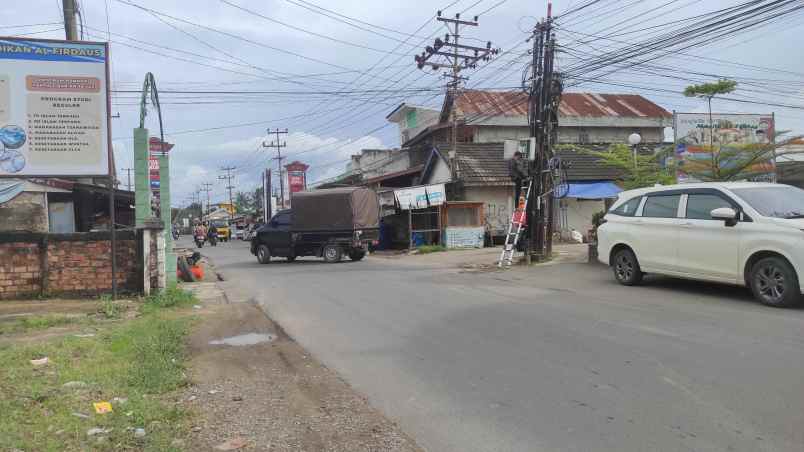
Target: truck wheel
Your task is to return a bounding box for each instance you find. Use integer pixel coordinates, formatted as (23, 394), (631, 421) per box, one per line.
(348, 250), (366, 261)
(256, 245), (271, 264)
(323, 245), (342, 263)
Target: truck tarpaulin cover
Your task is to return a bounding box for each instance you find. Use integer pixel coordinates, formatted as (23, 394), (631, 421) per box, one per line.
(291, 187), (380, 231)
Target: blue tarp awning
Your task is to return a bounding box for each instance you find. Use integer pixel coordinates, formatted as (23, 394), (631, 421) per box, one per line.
(565, 181), (622, 199)
(0, 179), (24, 204)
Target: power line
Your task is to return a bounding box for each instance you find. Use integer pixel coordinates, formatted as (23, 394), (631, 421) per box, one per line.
(218, 0), (414, 55)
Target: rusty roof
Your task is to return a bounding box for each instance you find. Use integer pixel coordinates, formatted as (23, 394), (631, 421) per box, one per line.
(453, 90), (671, 119)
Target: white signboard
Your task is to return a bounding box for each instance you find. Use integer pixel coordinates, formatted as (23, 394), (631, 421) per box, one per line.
(394, 183), (446, 210)
(0, 38), (110, 176)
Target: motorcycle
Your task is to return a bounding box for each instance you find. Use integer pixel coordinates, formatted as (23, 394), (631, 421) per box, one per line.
(194, 233), (205, 248)
(208, 231), (218, 247)
(172, 229), (180, 240)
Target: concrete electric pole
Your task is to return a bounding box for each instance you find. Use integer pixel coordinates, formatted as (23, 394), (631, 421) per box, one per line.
(262, 128), (288, 209)
(525, 3), (561, 262)
(62, 0), (79, 40)
(218, 166), (236, 220)
(415, 11), (499, 180)
(200, 183), (213, 218)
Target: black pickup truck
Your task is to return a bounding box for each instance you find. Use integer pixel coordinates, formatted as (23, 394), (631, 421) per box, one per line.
(250, 187), (380, 263)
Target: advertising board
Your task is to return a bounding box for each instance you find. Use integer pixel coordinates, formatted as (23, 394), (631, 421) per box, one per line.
(674, 112), (775, 182)
(0, 37), (110, 177)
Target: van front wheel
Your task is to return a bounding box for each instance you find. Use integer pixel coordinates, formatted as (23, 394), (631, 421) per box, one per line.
(750, 257), (801, 308)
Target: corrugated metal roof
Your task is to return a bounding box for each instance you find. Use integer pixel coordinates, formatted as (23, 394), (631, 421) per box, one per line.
(454, 90), (671, 119)
(434, 143), (620, 186)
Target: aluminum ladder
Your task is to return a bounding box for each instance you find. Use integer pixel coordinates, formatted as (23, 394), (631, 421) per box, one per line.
(498, 179), (533, 268)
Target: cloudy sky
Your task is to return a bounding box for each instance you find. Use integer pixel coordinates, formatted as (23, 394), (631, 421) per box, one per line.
(5, 0), (804, 206)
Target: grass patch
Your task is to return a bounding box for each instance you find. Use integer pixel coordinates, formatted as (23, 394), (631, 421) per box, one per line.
(99, 296), (122, 320)
(0, 315), (90, 336)
(0, 288), (199, 451)
(416, 245), (447, 254)
(142, 286), (197, 313)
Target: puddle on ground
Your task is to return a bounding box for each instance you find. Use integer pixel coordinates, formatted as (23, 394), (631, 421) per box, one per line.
(209, 332), (276, 346)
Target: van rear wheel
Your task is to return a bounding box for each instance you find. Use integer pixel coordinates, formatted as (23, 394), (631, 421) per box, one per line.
(612, 248), (643, 286)
(323, 245), (342, 263)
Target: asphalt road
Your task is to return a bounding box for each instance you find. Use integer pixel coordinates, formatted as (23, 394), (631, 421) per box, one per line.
(192, 238), (804, 452)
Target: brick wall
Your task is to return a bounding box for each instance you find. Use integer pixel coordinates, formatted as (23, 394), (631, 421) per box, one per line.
(0, 191), (48, 233)
(0, 231), (140, 299)
(0, 242), (41, 297)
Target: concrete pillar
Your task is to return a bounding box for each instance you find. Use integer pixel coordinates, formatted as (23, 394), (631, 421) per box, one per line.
(134, 128), (151, 227)
(142, 228), (151, 296)
(156, 232), (166, 291)
(159, 154), (176, 285)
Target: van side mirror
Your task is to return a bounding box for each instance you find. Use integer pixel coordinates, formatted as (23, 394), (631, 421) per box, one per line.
(711, 207), (738, 226)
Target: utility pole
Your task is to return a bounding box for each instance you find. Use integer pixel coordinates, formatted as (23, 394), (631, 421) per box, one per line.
(262, 128), (288, 208)
(526, 2), (561, 262)
(62, 0), (79, 40)
(200, 183), (213, 218)
(416, 11), (499, 180)
(121, 167), (134, 192)
(219, 166), (236, 220)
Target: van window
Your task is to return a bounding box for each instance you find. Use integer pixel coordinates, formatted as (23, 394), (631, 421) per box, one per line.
(610, 197), (641, 217)
(642, 195), (681, 218)
(686, 194), (732, 220)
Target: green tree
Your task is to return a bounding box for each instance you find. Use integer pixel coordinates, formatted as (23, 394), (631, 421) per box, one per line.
(576, 143), (676, 190)
(683, 78), (738, 151)
(233, 191), (254, 214)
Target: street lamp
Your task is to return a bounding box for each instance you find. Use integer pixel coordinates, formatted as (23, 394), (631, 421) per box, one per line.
(628, 132), (642, 170)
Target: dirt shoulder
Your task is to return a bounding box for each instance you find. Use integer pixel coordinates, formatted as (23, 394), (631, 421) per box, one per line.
(184, 290), (423, 452)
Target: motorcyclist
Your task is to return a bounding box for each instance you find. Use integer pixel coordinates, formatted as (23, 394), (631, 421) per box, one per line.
(194, 223), (207, 241)
(207, 223), (219, 246)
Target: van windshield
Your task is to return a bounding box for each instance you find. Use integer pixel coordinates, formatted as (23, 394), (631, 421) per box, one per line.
(731, 185), (804, 219)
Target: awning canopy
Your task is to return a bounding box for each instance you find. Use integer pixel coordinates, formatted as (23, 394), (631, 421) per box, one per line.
(565, 181), (622, 199)
(0, 179), (24, 204)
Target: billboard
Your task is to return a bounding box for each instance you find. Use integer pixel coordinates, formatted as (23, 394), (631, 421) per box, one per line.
(394, 183), (446, 210)
(674, 113), (775, 182)
(0, 38), (110, 177)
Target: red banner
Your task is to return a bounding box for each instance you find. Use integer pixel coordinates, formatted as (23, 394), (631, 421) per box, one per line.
(288, 172), (305, 193)
(149, 137), (174, 153)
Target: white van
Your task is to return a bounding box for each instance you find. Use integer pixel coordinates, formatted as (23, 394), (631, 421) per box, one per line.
(597, 182), (804, 307)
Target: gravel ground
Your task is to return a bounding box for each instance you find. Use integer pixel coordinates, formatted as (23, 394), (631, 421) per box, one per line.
(181, 296), (423, 452)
